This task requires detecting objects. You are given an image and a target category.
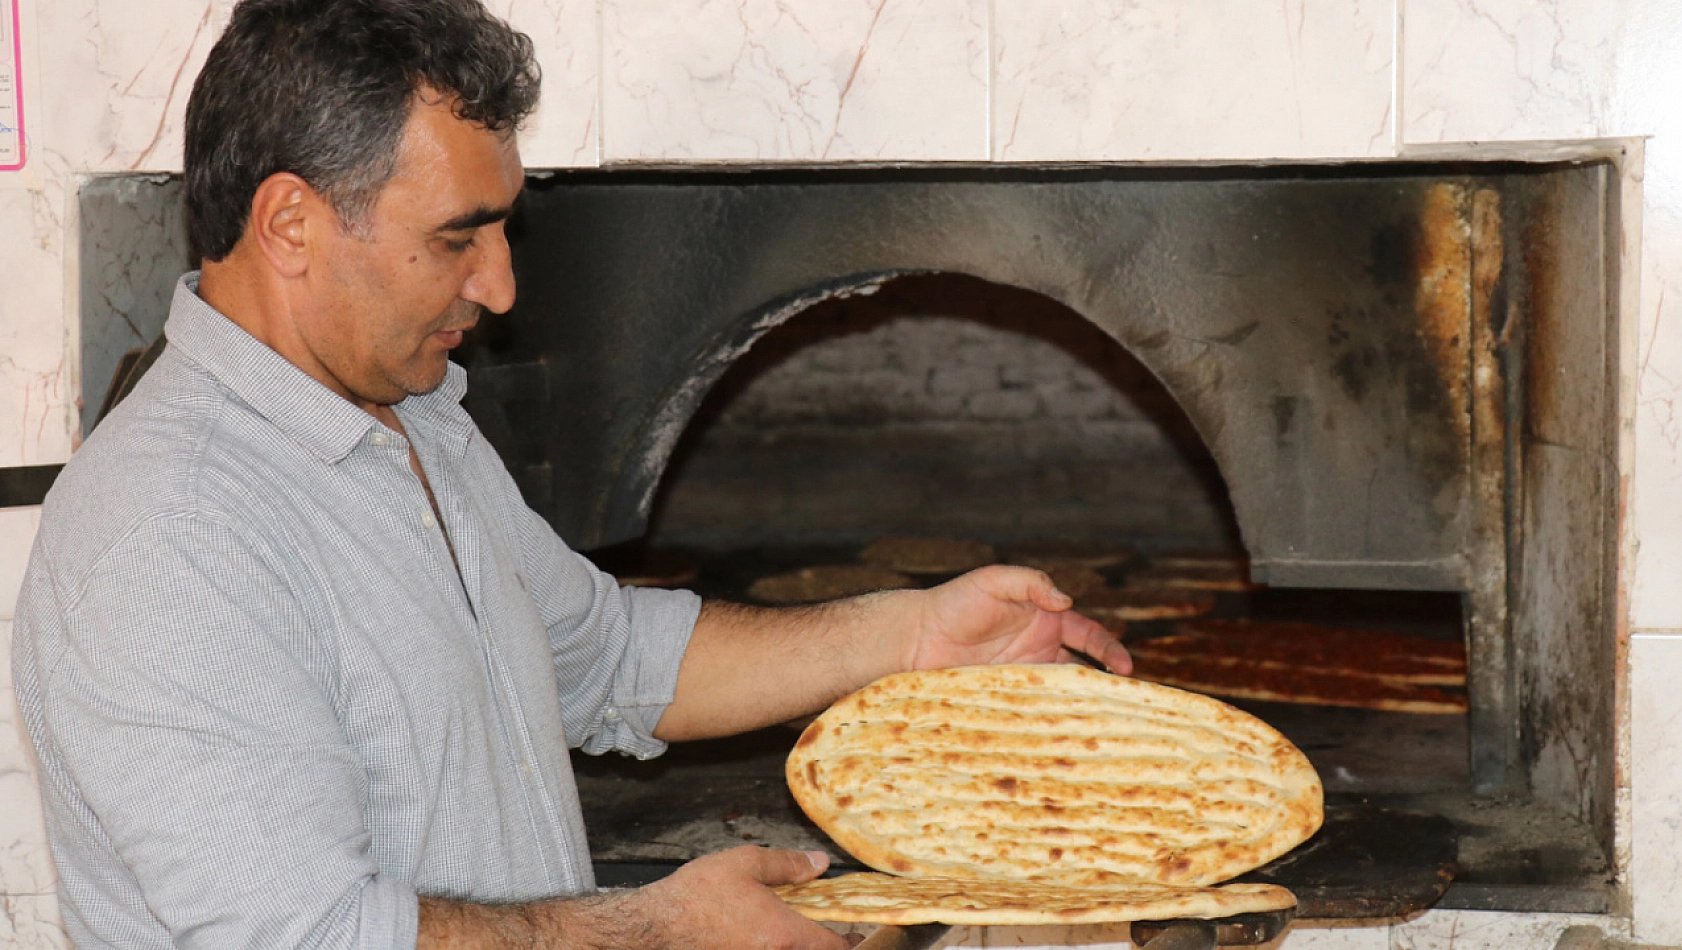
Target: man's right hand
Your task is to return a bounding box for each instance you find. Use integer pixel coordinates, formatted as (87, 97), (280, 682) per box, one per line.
(418, 845), (856, 949)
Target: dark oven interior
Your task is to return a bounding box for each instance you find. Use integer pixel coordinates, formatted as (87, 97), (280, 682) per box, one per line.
(80, 160), (1620, 916)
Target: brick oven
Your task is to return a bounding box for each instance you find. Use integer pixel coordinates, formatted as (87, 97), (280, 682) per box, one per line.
(5, 2), (1682, 948)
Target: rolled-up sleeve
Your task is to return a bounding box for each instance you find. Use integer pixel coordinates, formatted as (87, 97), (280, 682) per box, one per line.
(19, 513), (415, 950)
(510, 504), (699, 759)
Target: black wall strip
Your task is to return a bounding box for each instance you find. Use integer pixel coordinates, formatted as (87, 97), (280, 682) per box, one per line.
(0, 465), (63, 508)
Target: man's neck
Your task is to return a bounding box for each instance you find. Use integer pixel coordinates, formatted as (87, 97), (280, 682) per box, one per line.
(198, 255), (395, 422)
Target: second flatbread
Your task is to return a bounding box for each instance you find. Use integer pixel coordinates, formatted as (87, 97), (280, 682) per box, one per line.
(776, 873), (1295, 925)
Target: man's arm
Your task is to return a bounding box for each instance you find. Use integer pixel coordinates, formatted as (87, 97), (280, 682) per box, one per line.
(417, 847), (850, 950)
(654, 564), (1131, 742)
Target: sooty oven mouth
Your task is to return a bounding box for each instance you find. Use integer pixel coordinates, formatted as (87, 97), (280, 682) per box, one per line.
(476, 162), (1620, 917)
(78, 159), (1622, 917)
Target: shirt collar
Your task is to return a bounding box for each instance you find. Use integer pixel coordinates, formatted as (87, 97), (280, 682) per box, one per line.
(163, 272), (474, 463)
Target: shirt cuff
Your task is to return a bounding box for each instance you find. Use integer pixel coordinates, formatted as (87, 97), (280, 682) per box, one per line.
(588, 586), (701, 759)
(357, 873), (418, 950)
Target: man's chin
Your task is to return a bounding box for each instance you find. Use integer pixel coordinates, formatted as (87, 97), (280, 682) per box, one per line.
(401, 357), (453, 397)
(402, 371), (450, 398)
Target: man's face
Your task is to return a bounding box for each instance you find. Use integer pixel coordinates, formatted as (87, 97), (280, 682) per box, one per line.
(299, 92), (524, 409)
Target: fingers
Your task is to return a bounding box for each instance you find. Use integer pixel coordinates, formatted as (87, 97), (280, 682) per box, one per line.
(727, 845), (830, 887)
(1062, 613), (1132, 675)
(962, 564), (1073, 611)
(659, 848), (853, 950)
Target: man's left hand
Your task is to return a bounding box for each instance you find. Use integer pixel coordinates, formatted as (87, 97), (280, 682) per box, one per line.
(903, 565), (1131, 675)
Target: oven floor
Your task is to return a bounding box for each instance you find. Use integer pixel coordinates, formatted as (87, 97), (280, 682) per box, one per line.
(574, 544), (1611, 915)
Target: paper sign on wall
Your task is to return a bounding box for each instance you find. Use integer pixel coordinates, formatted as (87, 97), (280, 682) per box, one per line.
(0, 0), (23, 170)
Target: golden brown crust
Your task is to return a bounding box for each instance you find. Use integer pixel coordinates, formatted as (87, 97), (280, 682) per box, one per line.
(1176, 620), (1466, 667)
(1125, 619), (1469, 711)
(775, 874), (1295, 925)
(1134, 625), (1465, 686)
(1004, 541), (1136, 569)
(1127, 653), (1469, 713)
(746, 566), (915, 605)
(1148, 551), (1249, 572)
(1010, 561), (1109, 598)
(786, 665), (1323, 888)
(1076, 588), (1217, 623)
(1126, 565), (1260, 592)
(609, 549), (699, 589)
(859, 537), (997, 574)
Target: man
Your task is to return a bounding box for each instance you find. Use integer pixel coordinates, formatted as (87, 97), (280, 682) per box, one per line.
(11, 0), (1129, 947)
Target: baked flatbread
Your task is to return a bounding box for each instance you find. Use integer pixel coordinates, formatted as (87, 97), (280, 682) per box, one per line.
(609, 549), (699, 589)
(1150, 620), (1465, 685)
(1005, 541), (1135, 570)
(1127, 653), (1468, 714)
(860, 537), (996, 575)
(787, 665), (1323, 888)
(1009, 560), (1108, 598)
(1127, 564), (1260, 592)
(1077, 588), (1217, 624)
(747, 566), (914, 605)
(1149, 551), (1249, 571)
(775, 874), (1295, 925)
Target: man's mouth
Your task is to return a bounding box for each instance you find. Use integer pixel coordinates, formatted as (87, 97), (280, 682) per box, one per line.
(432, 326), (473, 348)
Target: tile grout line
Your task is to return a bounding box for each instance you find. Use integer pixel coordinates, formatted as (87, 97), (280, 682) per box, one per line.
(985, 0), (993, 161)
(1392, 0), (1405, 155)
(594, 0), (605, 166)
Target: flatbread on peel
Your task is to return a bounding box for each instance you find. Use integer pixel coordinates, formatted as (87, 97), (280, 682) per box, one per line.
(786, 665), (1323, 889)
(860, 537), (997, 574)
(609, 549), (699, 589)
(1127, 653), (1468, 714)
(1127, 564), (1260, 592)
(747, 566), (914, 605)
(1004, 540), (1135, 569)
(1009, 560), (1108, 598)
(775, 874), (1295, 926)
(1175, 620), (1465, 678)
(1077, 588), (1217, 624)
(1138, 622), (1465, 686)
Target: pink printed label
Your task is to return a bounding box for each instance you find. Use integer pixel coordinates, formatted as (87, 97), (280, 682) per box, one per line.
(0, 0), (23, 171)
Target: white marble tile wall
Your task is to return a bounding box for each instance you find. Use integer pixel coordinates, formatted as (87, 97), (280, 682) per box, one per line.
(601, 0), (988, 163)
(1401, 1), (1682, 943)
(32, 0), (227, 175)
(28, 0), (601, 176)
(991, 0), (1397, 162)
(487, 0), (600, 167)
(1391, 909), (1628, 949)
(0, 506), (61, 950)
(1630, 635), (1682, 946)
(0, 183), (72, 470)
(1401, 0), (1624, 144)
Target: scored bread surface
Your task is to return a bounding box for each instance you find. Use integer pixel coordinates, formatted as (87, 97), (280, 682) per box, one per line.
(787, 665), (1323, 888)
(776, 873), (1295, 925)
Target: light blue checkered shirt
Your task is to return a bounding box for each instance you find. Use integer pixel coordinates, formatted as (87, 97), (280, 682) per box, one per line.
(11, 274), (700, 950)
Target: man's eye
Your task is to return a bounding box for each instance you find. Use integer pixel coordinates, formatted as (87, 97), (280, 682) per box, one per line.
(443, 235), (475, 253)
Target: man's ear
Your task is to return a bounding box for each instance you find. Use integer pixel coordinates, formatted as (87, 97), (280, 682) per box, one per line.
(247, 172), (317, 278)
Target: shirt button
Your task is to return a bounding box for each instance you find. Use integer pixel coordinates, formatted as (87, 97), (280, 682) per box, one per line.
(604, 708), (622, 724)
(422, 513), (437, 528)
(369, 432), (389, 446)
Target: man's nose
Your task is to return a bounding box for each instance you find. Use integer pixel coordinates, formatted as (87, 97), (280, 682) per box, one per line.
(462, 224), (516, 314)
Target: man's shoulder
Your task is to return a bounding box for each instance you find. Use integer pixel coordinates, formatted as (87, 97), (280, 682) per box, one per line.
(37, 349), (281, 585)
